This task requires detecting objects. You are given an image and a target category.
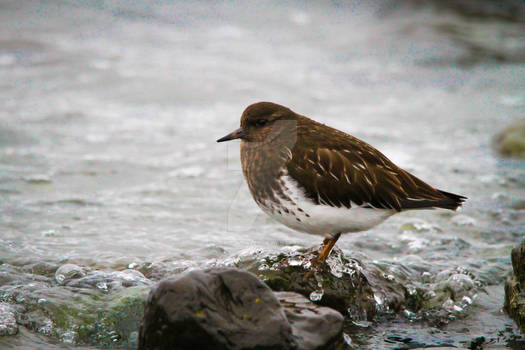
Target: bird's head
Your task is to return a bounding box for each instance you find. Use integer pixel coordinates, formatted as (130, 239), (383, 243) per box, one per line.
(217, 102), (298, 144)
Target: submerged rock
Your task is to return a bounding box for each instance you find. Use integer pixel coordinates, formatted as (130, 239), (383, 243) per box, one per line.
(138, 268), (344, 350)
(63, 269), (150, 291)
(494, 118), (525, 158)
(55, 264), (85, 285)
(505, 240), (525, 333)
(18, 285), (149, 347)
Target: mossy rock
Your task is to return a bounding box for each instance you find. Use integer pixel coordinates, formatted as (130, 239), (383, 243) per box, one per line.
(22, 286), (149, 347)
(494, 118), (525, 158)
(505, 240), (525, 333)
(236, 247), (397, 320)
(234, 246), (482, 326)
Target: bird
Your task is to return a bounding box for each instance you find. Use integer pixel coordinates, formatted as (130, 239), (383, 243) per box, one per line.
(217, 102), (466, 273)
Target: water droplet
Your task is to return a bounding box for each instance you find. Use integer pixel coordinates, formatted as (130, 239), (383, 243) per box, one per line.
(403, 309), (416, 319)
(257, 263), (269, 271)
(109, 331), (121, 342)
(309, 290), (324, 302)
(287, 258), (303, 267)
(96, 281), (109, 292)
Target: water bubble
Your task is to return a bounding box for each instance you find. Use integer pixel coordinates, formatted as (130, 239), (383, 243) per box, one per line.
(287, 258), (303, 267)
(462, 295), (473, 305)
(96, 281), (109, 292)
(55, 264), (84, 285)
(383, 273), (395, 281)
(403, 309), (416, 319)
(309, 290), (324, 302)
(38, 319), (53, 335)
(59, 330), (77, 344)
(257, 263), (269, 271)
(109, 330), (121, 342)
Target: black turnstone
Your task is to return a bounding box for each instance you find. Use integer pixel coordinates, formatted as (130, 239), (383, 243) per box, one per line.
(217, 102), (466, 270)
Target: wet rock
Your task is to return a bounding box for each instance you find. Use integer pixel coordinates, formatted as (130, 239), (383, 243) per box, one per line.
(18, 285), (148, 347)
(63, 269), (150, 291)
(239, 247), (391, 319)
(275, 291), (344, 350)
(430, 0), (525, 21)
(139, 268), (297, 350)
(55, 264), (85, 285)
(505, 240), (525, 332)
(0, 303), (18, 336)
(236, 246), (481, 326)
(494, 118), (525, 158)
(139, 268), (344, 350)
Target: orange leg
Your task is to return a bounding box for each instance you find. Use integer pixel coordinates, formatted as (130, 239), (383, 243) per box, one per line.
(304, 234), (341, 280)
(317, 235), (340, 263)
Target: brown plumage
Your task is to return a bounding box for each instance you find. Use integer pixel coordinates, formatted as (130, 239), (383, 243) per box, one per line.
(217, 102), (466, 271)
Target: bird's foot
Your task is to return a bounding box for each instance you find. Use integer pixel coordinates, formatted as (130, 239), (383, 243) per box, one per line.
(303, 256), (326, 281)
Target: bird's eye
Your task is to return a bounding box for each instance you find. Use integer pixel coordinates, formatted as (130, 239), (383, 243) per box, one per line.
(255, 119), (268, 127)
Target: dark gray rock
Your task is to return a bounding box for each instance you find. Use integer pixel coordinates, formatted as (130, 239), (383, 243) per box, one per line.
(138, 268), (346, 350)
(275, 292), (344, 350)
(505, 240), (525, 332)
(138, 268), (297, 350)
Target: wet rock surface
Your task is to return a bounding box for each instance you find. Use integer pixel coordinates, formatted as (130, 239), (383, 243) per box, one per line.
(494, 118), (525, 158)
(240, 247), (377, 319)
(0, 263), (150, 347)
(275, 291), (344, 350)
(138, 268), (345, 350)
(235, 246), (483, 327)
(505, 240), (525, 333)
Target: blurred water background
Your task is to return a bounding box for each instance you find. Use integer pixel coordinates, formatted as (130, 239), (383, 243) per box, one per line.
(1, 0), (524, 349)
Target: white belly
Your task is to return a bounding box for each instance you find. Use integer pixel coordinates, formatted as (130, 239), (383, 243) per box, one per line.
(257, 175), (395, 238)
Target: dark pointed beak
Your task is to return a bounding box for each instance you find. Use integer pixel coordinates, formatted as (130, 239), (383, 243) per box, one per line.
(217, 127), (244, 142)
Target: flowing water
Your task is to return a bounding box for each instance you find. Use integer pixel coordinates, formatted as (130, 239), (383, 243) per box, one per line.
(1, 1), (524, 349)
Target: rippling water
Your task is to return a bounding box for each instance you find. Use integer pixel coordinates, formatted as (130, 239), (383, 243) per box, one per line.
(1, 1), (524, 349)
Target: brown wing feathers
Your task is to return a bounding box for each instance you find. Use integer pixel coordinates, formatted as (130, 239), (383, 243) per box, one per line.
(287, 143), (466, 212)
